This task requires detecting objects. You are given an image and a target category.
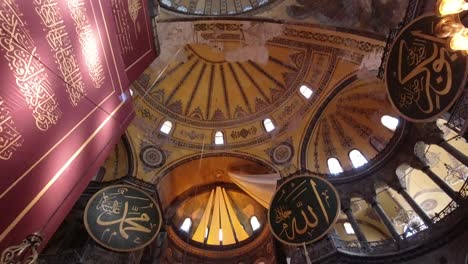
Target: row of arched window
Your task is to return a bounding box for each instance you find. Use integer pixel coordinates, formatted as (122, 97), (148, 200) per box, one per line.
(158, 119), (277, 145)
(156, 84), (315, 143)
(158, 85), (398, 149)
(179, 216), (261, 241)
(327, 115), (400, 175)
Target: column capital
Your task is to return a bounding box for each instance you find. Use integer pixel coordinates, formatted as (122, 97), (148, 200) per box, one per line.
(364, 194), (378, 206)
(408, 157), (430, 172)
(412, 122), (445, 145)
(339, 192), (354, 211)
(387, 178), (406, 193)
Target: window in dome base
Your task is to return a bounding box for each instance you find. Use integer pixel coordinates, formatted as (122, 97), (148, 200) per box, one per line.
(250, 216), (261, 231)
(299, 85), (313, 99)
(381, 115), (399, 131)
(160, 120), (173, 134)
(327, 158), (343, 175)
(263, 118), (275, 132)
(215, 131), (224, 145)
(343, 222), (355, 235)
(180, 218), (192, 233)
(349, 149), (368, 168)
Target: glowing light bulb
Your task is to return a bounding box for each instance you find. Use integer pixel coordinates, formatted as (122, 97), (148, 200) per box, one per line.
(437, 0), (468, 16)
(449, 29), (468, 50)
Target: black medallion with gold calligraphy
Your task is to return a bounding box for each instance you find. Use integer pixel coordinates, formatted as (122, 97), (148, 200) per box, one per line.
(268, 176), (340, 246)
(84, 185), (162, 252)
(385, 14), (468, 122)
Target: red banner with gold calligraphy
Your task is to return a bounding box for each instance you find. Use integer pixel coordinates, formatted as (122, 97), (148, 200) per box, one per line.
(0, 0), (135, 252)
(111, 0), (157, 83)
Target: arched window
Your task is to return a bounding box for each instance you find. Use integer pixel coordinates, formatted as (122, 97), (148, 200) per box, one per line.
(214, 131), (224, 145)
(219, 228), (223, 242)
(263, 118), (275, 132)
(343, 222), (355, 234)
(327, 158), (343, 174)
(180, 217), (192, 233)
(299, 85), (313, 99)
(176, 5), (187, 11)
(160, 120), (173, 134)
(250, 216), (261, 231)
(381, 115), (399, 131)
(349, 149), (368, 168)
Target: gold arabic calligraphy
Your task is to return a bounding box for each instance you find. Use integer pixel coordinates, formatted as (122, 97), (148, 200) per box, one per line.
(94, 188), (154, 245)
(34, 0), (86, 107)
(397, 30), (458, 114)
(0, 97), (23, 160)
(97, 201), (151, 240)
(274, 180), (332, 241)
(0, 0), (62, 131)
(67, 0), (105, 88)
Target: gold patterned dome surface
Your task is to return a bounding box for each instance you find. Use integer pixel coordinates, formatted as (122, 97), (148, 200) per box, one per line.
(301, 77), (401, 174)
(129, 19), (406, 179)
(132, 19), (392, 153)
(159, 0), (281, 16)
(138, 42), (307, 127)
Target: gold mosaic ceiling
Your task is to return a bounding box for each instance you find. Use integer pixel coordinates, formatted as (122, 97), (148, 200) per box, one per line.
(159, 0), (280, 16)
(139, 43), (306, 127)
(301, 77), (400, 174)
(130, 19), (404, 178)
(133, 20), (388, 151)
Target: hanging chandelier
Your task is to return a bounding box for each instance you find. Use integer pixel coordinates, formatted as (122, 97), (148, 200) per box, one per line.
(436, 0), (468, 51)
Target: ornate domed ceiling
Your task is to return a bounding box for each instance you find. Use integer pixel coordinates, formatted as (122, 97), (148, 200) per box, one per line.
(300, 77), (403, 175)
(160, 0), (281, 16)
(157, 0), (411, 36)
(140, 42), (306, 127)
(133, 19), (388, 153)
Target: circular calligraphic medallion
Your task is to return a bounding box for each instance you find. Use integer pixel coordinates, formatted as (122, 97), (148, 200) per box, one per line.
(140, 145), (166, 169)
(271, 143), (294, 165)
(268, 175), (340, 246)
(385, 14), (468, 122)
(84, 185), (162, 252)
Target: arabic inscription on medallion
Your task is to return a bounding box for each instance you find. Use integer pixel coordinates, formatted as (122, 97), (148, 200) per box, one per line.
(385, 15), (468, 122)
(84, 185), (162, 252)
(268, 175), (340, 246)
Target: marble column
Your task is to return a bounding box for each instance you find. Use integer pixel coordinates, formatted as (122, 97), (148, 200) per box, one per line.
(439, 141), (468, 167)
(397, 187), (433, 226)
(370, 198), (401, 241)
(343, 207), (367, 243)
(421, 166), (460, 202)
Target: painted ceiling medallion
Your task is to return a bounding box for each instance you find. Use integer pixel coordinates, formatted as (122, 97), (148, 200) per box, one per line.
(420, 199), (438, 212)
(140, 145), (166, 169)
(271, 142), (294, 165)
